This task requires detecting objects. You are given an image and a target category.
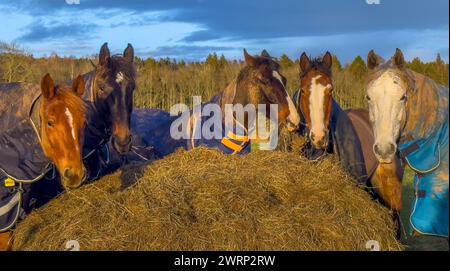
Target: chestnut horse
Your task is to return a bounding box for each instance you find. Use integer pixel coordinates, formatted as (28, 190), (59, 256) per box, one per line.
(0, 74), (87, 250)
(292, 52), (403, 212)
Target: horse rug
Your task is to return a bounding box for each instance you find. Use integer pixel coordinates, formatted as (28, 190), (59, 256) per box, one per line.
(0, 83), (58, 232)
(398, 85), (449, 237)
(127, 103), (251, 163)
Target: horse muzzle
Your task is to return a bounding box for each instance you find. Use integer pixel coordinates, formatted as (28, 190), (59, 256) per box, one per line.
(286, 121), (299, 132)
(373, 141), (396, 164)
(62, 167), (87, 190)
(113, 135), (132, 155)
(310, 130), (329, 149)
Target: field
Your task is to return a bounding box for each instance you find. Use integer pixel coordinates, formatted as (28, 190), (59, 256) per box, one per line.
(2, 43), (449, 251)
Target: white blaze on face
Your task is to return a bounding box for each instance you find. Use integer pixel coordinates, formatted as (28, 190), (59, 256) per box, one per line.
(309, 75), (331, 142)
(116, 72), (124, 84)
(272, 71), (300, 127)
(366, 70), (407, 159)
(65, 107), (77, 149)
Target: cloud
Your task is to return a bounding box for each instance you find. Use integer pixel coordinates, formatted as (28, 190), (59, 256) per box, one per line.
(0, 0), (448, 61)
(17, 22), (97, 42)
(5, 0), (448, 40)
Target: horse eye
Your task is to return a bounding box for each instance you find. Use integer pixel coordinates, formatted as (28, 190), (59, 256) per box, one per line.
(400, 95), (407, 101)
(365, 95), (371, 101)
(47, 120), (55, 128)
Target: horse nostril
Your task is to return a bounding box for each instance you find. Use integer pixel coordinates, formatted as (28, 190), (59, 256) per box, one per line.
(114, 135), (131, 147)
(374, 144), (382, 156)
(310, 132), (315, 142)
(387, 143), (395, 154)
(64, 168), (73, 179)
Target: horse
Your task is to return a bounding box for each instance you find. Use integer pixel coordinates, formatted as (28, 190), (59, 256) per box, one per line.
(119, 49), (300, 162)
(0, 74), (88, 250)
(366, 48), (448, 237)
(81, 43), (136, 156)
(292, 52), (404, 213)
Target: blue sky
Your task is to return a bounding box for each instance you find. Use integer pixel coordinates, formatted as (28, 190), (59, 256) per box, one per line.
(0, 0), (448, 63)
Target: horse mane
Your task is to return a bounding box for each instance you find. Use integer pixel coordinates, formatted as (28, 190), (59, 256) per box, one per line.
(237, 56), (280, 83)
(402, 69), (442, 141)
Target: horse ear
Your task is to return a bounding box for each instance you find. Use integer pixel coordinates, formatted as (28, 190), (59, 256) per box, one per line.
(123, 43), (134, 63)
(244, 49), (258, 67)
(300, 52), (311, 72)
(367, 50), (381, 70)
(72, 75), (85, 97)
(322, 51), (332, 70)
(393, 48), (405, 68)
(41, 73), (56, 100)
(99, 42), (111, 66)
(260, 49), (271, 58)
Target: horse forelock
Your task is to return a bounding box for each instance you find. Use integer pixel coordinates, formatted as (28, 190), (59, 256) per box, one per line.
(53, 88), (87, 125)
(301, 57), (332, 78)
(95, 55), (136, 81)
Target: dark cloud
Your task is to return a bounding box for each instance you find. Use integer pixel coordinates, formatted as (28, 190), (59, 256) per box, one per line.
(4, 0), (448, 42)
(1, 0), (447, 61)
(181, 30), (224, 42)
(17, 22), (97, 42)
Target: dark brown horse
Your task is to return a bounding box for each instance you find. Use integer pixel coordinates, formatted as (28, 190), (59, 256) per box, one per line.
(0, 74), (88, 250)
(293, 52), (403, 212)
(82, 43), (136, 155)
(210, 49), (300, 133)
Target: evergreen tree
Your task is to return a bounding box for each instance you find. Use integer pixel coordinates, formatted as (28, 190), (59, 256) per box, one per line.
(348, 56), (367, 79)
(332, 54), (343, 73)
(279, 54), (294, 69)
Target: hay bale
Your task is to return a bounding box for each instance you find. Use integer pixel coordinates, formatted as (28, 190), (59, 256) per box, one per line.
(13, 148), (403, 251)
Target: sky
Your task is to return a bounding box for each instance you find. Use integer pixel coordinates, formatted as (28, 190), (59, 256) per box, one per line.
(0, 0), (448, 63)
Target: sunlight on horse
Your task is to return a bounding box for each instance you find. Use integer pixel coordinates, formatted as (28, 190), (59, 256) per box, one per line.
(40, 74), (87, 189)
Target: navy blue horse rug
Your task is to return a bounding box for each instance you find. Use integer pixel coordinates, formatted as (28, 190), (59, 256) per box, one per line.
(0, 83), (60, 232)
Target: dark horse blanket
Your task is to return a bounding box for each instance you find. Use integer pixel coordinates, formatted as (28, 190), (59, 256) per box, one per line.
(126, 104), (251, 162)
(119, 91), (252, 164)
(0, 83), (109, 232)
(0, 83), (57, 232)
(292, 91), (368, 184)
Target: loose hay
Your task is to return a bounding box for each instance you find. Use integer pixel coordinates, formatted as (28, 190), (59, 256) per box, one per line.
(13, 148), (403, 251)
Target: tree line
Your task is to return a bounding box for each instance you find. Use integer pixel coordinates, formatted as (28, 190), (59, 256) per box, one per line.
(1, 42), (448, 110)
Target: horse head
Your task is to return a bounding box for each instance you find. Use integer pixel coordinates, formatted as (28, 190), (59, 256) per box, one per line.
(365, 48), (414, 164)
(297, 52), (334, 149)
(91, 43), (136, 155)
(227, 49), (300, 132)
(39, 74), (87, 189)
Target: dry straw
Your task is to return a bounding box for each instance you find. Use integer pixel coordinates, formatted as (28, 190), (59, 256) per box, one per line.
(13, 145), (402, 251)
